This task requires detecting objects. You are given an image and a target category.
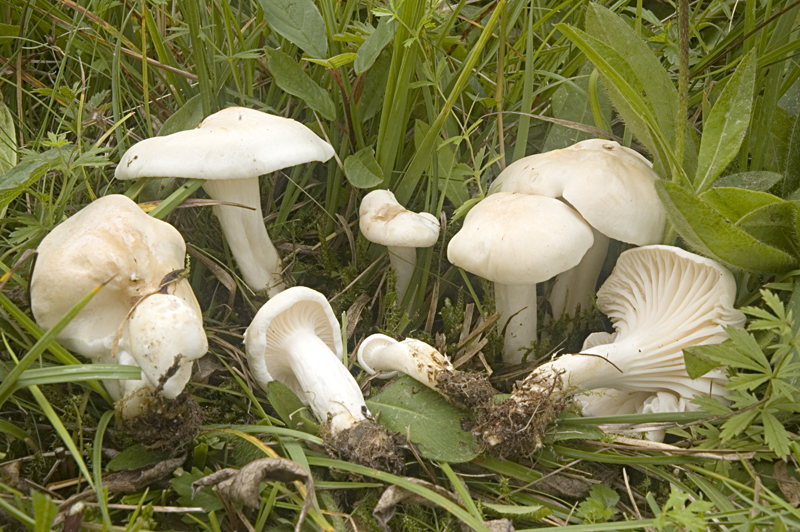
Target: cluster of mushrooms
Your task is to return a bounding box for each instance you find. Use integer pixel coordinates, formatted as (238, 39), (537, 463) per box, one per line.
(30, 107), (746, 469)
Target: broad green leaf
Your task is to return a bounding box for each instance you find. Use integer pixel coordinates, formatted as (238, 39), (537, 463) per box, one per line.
(655, 180), (797, 272)
(358, 49), (391, 121)
(736, 201), (799, 255)
(158, 94), (203, 136)
(267, 381), (317, 433)
(762, 410), (791, 458)
(258, 0), (327, 58)
(366, 376), (478, 463)
(265, 48), (335, 120)
(0, 148), (63, 213)
(694, 51), (757, 193)
(719, 407), (760, 441)
(699, 187), (782, 222)
(344, 147), (383, 189)
(0, 24), (19, 44)
(171, 467), (225, 512)
(726, 327), (772, 370)
(354, 17), (395, 75)
(32, 490), (57, 532)
(0, 101), (16, 173)
(683, 345), (727, 379)
(713, 171), (783, 191)
(584, 4), (677, 148)
(107, 443), (172, 471)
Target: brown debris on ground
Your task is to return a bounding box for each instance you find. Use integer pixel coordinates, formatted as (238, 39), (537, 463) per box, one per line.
(322, 417), (405, 474)
(436, 370), (498, 410)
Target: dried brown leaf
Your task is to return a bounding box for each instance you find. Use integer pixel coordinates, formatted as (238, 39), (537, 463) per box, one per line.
(774, 461), (800, 507)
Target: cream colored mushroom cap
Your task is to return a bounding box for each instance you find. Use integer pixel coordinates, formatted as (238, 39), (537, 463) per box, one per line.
(492, 139), (665, 245)
(447, 193), (594, 285)
(30, 194), (195, 360)
(115, 107), (335, 181)
(359, 190), (440, 247)
(244, 286), (343, 398)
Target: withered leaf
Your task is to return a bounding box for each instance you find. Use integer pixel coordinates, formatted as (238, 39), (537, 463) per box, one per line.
(774, 461), (800, 507)
(191, 457), (314, 532)
(373, 478), (460, 531)
(101, 454), (186, 492)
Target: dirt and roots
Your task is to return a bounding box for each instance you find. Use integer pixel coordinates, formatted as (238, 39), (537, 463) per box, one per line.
(322, 417), (405, 475)
(436, 370), (498, 410)
(116, 391), (203, 449)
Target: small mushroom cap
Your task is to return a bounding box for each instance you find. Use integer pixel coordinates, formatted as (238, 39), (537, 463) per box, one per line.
(359, 190), (440, 248)
(447, 193), (594, 285)
(128, 294), (209, 399)
(492, 139), (665, 245)
(30, 195), (198, 360)
(244, 286), (343, 399)
(115, 107), (335, 181)
(357, 333), (400, 379)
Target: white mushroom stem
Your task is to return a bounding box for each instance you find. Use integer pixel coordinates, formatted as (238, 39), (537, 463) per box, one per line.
(202, 178), (286, 297)
(359, 336), (454, 390)
(386, 246), (417, 302)
(549, 230), (610, 319)
(495, 283), (538, 365)
(280, 330), (368, 436)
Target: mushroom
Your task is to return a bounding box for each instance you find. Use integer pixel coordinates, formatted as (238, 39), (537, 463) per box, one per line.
(491, 139), (665, 318)
(30, 195), (208, 430)
(357, 334), (497, 409)
(244, 287), (403, 473)
(359, 190), (440, 302)
(447, 192), (594, 365)
(477, 245), (745, 456)
(116, 107), (335, 296)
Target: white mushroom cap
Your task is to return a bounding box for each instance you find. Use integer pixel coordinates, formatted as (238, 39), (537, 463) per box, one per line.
(31, 195), (201, 360)
(528, 245), (745, 399)
(128, 294), (209, 399)
(115, 107), (335, 181)
(245, 286), (343, 398)
(357, 333), (401, 379)
(359, 190), (440, 248)
(491, 139), (664, 245)
(447, 193), (593, 285)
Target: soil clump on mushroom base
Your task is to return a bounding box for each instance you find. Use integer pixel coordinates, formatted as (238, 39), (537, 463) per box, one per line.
(435, 371), (497, 410)
(474, 372), (570, 459)
(322, 417), (404, 474)
(117, 391), (203, 449)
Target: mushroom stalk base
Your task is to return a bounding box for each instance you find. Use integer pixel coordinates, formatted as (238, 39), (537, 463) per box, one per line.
(549, 230), (610, 319)
(202, 178), (286, 297)
(386, 246), (417, 303)
(495, 283), (538, 365)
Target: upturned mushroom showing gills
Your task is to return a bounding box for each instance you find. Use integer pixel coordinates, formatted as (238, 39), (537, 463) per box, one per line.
(492, 139), (665, 319)
(477, 245), (745, 457)
(447, 192), (594, 365)
(359, 190), (440, 303)
(30, 195), (207, 445)
(245, 287), (403, 473)
(116, 107), (335, 297)
(357, 334), (496, 409)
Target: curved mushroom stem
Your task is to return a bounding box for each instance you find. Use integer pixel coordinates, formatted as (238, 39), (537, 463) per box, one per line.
(549, 230), (610, 319)
(367, 340), (454, 389)
(386, 245), (416, 303)
(202, 178), (286, 297)
(496, 283), (538, 365)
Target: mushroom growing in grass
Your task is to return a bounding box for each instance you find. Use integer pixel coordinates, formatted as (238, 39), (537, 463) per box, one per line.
(477, 245), (745, 457)
(357, 334), (496, 409)
(447, 192), (594, 365)
(359, 190), (440, 303)
(245, 287), (403, 473)
(30, 195), (207, 446)
(116, 107), (335, 296)
(492, 139), (665, 318)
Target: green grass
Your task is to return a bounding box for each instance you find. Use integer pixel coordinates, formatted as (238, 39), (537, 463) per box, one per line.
(2, 0), (800, 530)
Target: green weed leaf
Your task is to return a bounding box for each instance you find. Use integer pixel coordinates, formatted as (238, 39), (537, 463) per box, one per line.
(713, 171), (783, 191)
(258, 0), (327, 58)
(699, 188), (782, 222)
(694, 51), (757, 193)
(0, 101), (16, 173)
(344, 147), (383, 188)
(158, 94), (204, 136)
(355, 17), (395, 75)
(576, 484), (619, 524)
(265, 48), (336, 120)
(655, 180), (797, 272)
(366, 376), (478, 463)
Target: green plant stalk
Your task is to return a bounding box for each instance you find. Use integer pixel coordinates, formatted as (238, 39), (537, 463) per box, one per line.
(675, 0), (689, 182)
(512, 0), (537, 161)
(93, 410), (114, 530)
(395, 1), (506, 204)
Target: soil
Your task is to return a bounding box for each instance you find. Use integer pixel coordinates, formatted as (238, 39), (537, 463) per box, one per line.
(322, 417), (404, 474)
(117, 392), (203, 449)
(435, 370), (498, 410)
